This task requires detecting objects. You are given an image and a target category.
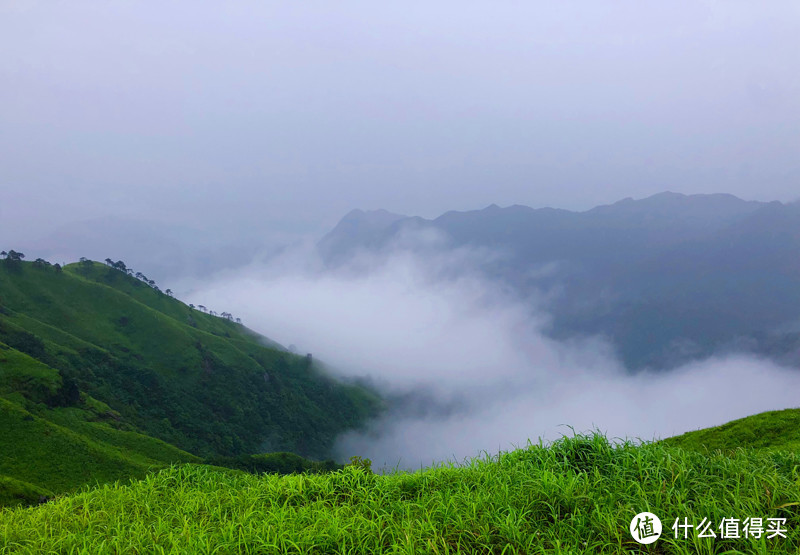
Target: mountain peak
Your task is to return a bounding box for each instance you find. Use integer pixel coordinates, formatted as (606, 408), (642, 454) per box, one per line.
(339, 208), (406, 225)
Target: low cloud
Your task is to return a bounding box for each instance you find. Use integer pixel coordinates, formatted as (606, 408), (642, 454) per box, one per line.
(185, 241), (800, 469)
(337, 356), (800, 471)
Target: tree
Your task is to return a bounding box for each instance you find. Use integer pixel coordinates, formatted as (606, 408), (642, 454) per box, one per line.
(0, 251), (6, 259)
(5, 250), (25, 269)
(165, 289), (173, 297)
(104, 258), (113, 266)
(346, 455), (372, 474)
(235, 317), (241, 324)
(54, 263), (62, 273)
(189, 304), (195, 310)
(198, 305), (207, 313)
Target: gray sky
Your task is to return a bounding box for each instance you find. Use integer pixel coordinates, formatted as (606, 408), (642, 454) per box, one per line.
(2, 1), (799, 244)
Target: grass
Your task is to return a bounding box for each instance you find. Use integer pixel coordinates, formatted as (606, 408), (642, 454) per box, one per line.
(0, 257), (381, 508)
(0, 397), (191, 495)
(0, 476), (51, 510)
(1, 433), (799, 554)
(0, 341), (60, 403)
(0, 341), (198, 501)
(661, 408), (800, 454)
(0, 258), (380, 461)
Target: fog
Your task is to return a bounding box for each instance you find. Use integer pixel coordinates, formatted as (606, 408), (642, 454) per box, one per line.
(185, 240), (800, 469)
(3, 0), (800, 483)
(3, 2), (800, 246)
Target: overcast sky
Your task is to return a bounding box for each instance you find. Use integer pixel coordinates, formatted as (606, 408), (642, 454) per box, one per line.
(2, 1), (799, 244)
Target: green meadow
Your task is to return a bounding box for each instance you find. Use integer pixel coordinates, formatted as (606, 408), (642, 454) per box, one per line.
(2, 432), (800, 554)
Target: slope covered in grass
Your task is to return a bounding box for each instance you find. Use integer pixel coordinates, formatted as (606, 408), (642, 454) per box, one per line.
(0, 476), (51, 510)
(0, 257), (380, 505)
(1, 434), (798, 554)
(0, 258), (379, 459)
(0, 395), (197, 497)
(661, 408), (800, 453)
(0, 340), (199, 499)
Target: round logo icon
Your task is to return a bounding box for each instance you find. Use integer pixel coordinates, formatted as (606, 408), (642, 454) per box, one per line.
(630, 512), (662, 544)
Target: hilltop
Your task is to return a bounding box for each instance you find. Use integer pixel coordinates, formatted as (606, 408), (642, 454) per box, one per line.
(661, 408), (800, 454)
(0, 256), (380, 505)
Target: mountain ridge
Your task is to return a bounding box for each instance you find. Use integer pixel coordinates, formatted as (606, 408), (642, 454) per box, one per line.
(318, 192), (800, 370)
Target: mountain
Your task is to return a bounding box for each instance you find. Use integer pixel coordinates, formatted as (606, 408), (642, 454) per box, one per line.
(0, 257), (380, 504)
(318, 209), (407, 264)
(319, 193), (800, 369)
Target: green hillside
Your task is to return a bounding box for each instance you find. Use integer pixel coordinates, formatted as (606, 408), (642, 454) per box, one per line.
(0, 395), (195, 499)
(1, 434), (798, 554)
(660, 408), (800, 453)
(0, 256), (380, 504)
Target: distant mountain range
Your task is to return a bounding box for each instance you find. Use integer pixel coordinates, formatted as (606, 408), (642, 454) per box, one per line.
(319, 192), (800, 370)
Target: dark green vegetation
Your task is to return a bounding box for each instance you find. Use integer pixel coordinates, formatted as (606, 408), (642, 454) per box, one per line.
(2, 433), (799, 554)
(0, 257), (379, 506)
(206, 451), (342, 475)
(662, 408), (800, 454)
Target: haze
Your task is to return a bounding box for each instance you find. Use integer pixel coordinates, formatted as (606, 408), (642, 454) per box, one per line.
(2, 2), (799, 246)
(186, 241), (800, 469)
(3, 3), (800, 468)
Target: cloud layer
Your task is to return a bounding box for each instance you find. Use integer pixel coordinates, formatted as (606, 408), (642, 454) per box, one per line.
(186, 243), (800, 469)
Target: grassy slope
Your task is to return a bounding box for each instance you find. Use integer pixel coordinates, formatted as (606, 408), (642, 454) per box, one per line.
(0, 258), (379, 506)
(0, 342), (199, 497)
(0, 397), (183, 494)
(0, 259), (379, 460)
(0, 341), (60, 403)
(0, 476), (50, 510)
(660, 408), (800, 453)
(1, 434), (798, 554)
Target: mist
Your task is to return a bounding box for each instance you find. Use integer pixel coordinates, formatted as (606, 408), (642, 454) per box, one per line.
(183, 240), (800, 469)
(3, 2), (800, 246)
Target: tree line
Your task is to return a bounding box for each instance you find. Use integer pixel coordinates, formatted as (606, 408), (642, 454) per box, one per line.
(1, 251), (241, 324)
(1, 250), (62, 272)
(101, 257), (241, 324)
